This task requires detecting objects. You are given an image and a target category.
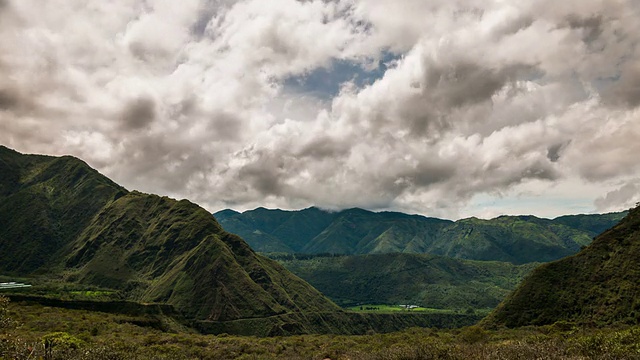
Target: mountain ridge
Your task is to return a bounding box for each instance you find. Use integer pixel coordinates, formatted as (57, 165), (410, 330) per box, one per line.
(0, 145), (340, 329)
(215, 207), (626, 264)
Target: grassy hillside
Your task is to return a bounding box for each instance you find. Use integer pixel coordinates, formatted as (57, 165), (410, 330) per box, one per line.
(0, 146), (126, 274)
(270, 253), (537, 310)
(5, 296), (640, 359)
(0, 146), (341, 330)
(483, 205), (640, 328)
(217, 207), (626, 264)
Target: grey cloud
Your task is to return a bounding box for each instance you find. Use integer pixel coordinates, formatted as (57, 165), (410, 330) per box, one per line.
(401, 160), (457, 187)
(389, 61), (536, 138)
(493, 16), (534, 38)
(191, 9), (215, 38)
(208, 112), (242, 141)
(546, 142), (569, 163)
(423, 61), (511, 108)
(128, 41), (170, 63)
(595, 180), (640, 212)
(565, 14), (603, 43)
(297, 136), (351, 159)
(120, 97), (156, 130)
(600, 62), (640, 109)
(236, 152), (290, 197)
(0, 89), (21, 110)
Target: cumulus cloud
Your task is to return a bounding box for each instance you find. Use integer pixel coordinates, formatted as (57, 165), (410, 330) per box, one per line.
(595, 180), (640, 213)
(0, 0), (639, 218)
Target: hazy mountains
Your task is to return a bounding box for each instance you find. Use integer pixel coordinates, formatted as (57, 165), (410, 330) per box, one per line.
(484, 204), (640, 327)
(0, 146), (338, 323)
(215, 207), (626, 264)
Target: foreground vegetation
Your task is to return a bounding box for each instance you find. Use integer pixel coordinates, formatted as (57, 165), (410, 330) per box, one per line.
(2, 296), (640, 359)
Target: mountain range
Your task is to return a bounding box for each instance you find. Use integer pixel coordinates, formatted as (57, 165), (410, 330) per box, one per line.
(3, 144), (639, 336)
(215, 207), (626, 264)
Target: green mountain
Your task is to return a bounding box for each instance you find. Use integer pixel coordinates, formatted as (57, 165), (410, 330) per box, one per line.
(483, 205), (640, 327)
(215, 207), (626, 264)
(0, 146), (339, 324)
(269, 253), (537, 309)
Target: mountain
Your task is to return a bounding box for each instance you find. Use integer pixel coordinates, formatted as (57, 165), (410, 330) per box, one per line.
(483, 205), (640, 327)
(0, 146), (339, 324)
(269, 253), (537, 309)
(215, 207), (626, 264)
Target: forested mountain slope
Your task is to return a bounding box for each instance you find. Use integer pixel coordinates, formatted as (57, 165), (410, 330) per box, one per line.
(216, 207), (626, 264)
(484, 205), (640, 327)
(0, 146), (339, 325)
(271, 253), (538, 309)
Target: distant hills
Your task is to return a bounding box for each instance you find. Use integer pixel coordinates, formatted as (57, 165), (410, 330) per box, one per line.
(484, 204), (640, 328)
(215, 207), (626, 264)
(0, 146), (339, 325)
(269, 253), (538, 310)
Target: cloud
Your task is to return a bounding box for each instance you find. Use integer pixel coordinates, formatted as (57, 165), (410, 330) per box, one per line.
(120, 97), (156, 130)
(595, 180), (640, 212)
(0, 0), (639, 219)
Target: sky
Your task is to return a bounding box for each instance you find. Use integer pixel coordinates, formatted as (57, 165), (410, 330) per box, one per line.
(1, 0), (640, 220)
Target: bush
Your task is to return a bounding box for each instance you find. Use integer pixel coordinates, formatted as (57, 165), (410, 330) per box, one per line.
(0, 295), (12, 331)
(458, 326), (489, 344)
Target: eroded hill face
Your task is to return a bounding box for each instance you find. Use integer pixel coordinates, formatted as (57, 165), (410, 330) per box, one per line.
(0, 146), (338, 322)
(483, 206), (640, 328)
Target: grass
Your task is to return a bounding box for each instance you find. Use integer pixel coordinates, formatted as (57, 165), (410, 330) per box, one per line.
(347, 304), (440, 312)
(4, 298), (640, 359)
(346, 304), (493, 316)
(67, 290), (117, 300)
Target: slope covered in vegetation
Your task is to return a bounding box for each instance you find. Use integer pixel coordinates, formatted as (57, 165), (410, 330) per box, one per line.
(271, 253), (537, 309)
(484, 205), (640, 327)
(0, 146), (339, 329)
(216, 207), (626, 264)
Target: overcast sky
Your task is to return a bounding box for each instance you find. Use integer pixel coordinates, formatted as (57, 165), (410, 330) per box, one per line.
(1, 0), (639, 219)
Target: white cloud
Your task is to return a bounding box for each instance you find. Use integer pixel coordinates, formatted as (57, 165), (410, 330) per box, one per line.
(1, 0), (639, 219)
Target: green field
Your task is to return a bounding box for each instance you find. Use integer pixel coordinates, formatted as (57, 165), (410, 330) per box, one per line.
(346, 304), (492, 316)
(348, 304), (444, 312)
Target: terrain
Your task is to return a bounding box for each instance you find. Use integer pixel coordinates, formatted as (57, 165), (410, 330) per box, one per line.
(269, 253), (537, 310)
(216, 207), (625, 264)
(0, 146), (341, 333)
(3, 296), (640, 359)
(0, 145), (484, 336)
(484, 204), (640, 328)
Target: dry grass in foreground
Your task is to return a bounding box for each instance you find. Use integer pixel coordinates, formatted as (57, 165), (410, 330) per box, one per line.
(2, 298), (640, 360)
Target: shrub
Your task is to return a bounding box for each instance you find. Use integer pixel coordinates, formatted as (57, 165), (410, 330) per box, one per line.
(0, 295), (12, 331)
(458, 326), (489, 344)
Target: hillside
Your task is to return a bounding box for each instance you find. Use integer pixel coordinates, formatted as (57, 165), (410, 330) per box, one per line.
(269, 253), (537, 309)
(483, 205), (640, 327)
(0, 146), (339, 327)
(215, 207), (626, 264)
